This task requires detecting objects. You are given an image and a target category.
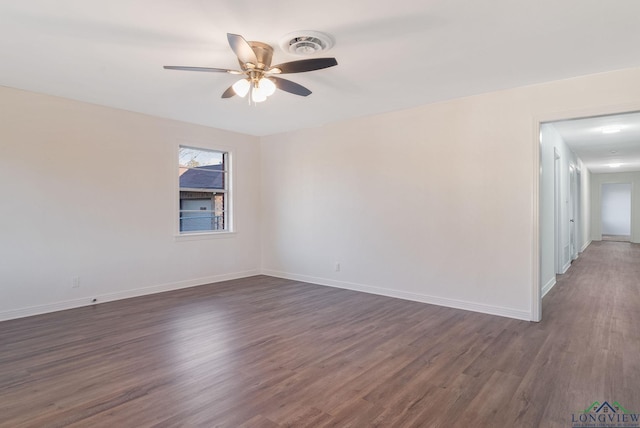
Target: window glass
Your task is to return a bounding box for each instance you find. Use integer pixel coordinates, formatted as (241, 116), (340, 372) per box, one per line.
(178, 146), (229, 233)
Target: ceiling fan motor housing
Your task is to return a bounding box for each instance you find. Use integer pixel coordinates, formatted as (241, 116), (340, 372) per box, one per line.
(243, 41), (274, 69)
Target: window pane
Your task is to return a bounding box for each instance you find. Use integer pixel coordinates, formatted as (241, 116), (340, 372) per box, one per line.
(179, 193), (225, 232)
(179, 167), (225, 190)
(178, 147), (224, 168)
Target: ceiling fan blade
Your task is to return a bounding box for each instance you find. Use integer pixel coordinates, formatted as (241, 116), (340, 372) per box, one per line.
(163, 66), (242, 74)
(270, 58), (338, 74)
(221, 85), (236, 98)
(227, 33), (258, 65)
(272, 77), (312, 97)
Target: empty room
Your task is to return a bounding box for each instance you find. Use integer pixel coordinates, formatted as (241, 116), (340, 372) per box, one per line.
(2, 1), (640, 427)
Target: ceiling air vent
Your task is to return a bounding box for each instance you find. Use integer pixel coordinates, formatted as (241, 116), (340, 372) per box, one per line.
(279, 31), (334, 56)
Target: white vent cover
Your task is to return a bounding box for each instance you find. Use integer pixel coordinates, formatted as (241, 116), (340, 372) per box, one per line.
(279, 31), (334, 56)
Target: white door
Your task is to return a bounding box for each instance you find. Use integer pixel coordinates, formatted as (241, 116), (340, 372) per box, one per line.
(601, 183), (632, 239)
(569, 167), (578, 260)
(554, 150), (563, 274)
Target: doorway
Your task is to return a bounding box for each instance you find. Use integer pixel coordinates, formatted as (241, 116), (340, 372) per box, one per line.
(535, 109), (640, 322)
(601, 183), (632, 242)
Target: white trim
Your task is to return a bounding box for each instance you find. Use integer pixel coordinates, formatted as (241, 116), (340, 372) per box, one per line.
(174, 231), (237, 242)
(262, 270), (531, 321)
(180, 188), (228, 193)
(531, 118), (542, 322)
(541, 277), (556, 298)
(562, 261), (571, 274)
(580, 240), (592, 253)
(0, 270), (259, 322)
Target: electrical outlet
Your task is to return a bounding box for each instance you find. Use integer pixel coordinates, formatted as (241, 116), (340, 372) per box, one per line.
(335, 262), (341, 272)
(72, 276), (80, 289)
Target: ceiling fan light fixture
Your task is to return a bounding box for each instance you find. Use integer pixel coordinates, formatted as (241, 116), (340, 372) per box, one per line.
(251, 86), (267, 103)
(258, 78), (276, 97)
(232, 78), (250, 97)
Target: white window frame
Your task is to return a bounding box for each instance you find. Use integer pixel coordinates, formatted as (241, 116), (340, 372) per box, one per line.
(175, 144), (234, 240)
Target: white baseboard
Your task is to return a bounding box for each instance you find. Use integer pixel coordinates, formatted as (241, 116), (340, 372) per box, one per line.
(580, 240), (592, 253)
(562, 261), (571, 274)
(0, 270), (260, 322)
(261, 269), (531, 321)
(541, 277), (557, 298)
(2, 269), (534, 322)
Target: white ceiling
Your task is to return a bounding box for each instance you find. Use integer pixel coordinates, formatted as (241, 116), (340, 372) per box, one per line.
(549, 112), (640, 174)
(1, 1), (640, 136)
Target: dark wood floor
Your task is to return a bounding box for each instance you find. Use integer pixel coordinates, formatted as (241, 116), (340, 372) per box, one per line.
(1, 241), (639, 427)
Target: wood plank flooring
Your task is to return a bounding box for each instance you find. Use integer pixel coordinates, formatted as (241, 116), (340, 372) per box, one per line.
(1, 241), (639, 427)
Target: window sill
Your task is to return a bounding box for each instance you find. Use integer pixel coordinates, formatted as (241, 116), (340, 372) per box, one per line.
(174, 231), (236, 242)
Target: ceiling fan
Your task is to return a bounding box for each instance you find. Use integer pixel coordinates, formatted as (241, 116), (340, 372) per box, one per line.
(164, 33), (338, 103)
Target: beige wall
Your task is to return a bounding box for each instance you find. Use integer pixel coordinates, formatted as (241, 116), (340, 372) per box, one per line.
(0, 86), (262, 320)
(261, 67), (640, 320)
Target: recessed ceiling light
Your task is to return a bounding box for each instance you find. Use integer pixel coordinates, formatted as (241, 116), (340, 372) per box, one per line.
(610, 150), (618, 154)
(601, 126), (622, 134)
(609, 163), (622, 168)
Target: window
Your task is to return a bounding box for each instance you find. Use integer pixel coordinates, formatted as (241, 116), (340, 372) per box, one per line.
(178, 146), (230, 233)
